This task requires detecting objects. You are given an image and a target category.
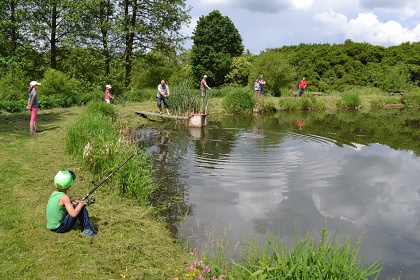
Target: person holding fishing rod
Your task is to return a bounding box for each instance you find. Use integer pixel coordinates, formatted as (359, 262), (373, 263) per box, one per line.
(46, 150), (140, 236)
(46, 170), (96, 236)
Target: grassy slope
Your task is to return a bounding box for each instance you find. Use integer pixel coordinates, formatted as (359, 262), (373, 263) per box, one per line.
(0, 105), (188, 279)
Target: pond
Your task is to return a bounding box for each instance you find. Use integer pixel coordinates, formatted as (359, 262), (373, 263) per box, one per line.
(137, 110), (420, 280)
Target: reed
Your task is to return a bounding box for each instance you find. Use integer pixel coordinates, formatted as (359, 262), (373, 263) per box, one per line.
(169, 80), (203, 115)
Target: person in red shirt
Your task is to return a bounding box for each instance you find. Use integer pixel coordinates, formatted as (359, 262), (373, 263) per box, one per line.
(299, 77), (307, 96)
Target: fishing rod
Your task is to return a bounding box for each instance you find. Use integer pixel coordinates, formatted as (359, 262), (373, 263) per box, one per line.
(81, 148), (142, 202)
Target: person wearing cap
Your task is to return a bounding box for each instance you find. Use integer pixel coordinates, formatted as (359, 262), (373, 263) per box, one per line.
(104, 85), (114, 104)
(157, 80), (170, 115)
(46, 170), (96, 236)
(26, 81), (41, 135)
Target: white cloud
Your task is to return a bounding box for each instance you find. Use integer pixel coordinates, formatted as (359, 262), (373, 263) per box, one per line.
(184, 0), (420, 53)
(292, 0), (314, 10)
(314, 11), (420, 46)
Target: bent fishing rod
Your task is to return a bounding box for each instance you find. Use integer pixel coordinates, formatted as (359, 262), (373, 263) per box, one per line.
(81, 148), (142, 202)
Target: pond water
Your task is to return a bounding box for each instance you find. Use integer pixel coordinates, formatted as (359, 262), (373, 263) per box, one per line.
(138, 110), (420, 280)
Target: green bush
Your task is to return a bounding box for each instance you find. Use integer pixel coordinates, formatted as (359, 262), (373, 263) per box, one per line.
(38, 69), (81, 96)
(0, 99), (27, 113)
(124, 89), (154, 102)
(337, 92), (361, 109)
(0, 68), (29, 100)
(223, 88), (256, 114)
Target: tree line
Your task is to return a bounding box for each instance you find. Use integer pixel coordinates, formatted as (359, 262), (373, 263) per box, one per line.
(1, 4), (420, 103)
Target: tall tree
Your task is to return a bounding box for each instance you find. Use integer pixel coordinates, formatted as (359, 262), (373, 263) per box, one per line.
(24, 0), (77, 69)
(0, 0), (25, 53)
(116, 0), (191, 86)
(190, 10), (244, 87)
(67, 0), (115, 77)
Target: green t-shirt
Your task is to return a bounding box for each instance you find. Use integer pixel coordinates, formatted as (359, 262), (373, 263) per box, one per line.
(46, 191), (67, 229)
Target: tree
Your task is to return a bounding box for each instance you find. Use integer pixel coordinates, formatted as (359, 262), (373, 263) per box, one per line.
(249, 50), (295, 96)
(0, 0), (25, 53)
(116, 0), (191, 86)
(225, 51), (252, 86)
(24, 0), (81, 69)
(190, 10), (244, 87)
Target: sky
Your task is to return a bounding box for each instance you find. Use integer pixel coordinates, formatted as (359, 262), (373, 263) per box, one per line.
(182, 0), (420, 54)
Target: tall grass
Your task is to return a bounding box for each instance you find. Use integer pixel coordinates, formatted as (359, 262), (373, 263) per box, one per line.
(229, 228), (383, 279)
(176, 222), (385, 280)
(170, 80), (203, 115)
(66, 102), (157, 204)
(279, 95), (326, 111)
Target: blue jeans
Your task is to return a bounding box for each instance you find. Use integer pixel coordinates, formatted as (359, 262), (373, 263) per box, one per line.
(53, 204), (95, 233)
(299, 88), (305, 96)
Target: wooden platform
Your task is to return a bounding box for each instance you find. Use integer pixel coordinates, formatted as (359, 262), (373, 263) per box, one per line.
(135, 111), (189, 120)
(135, 111), (207, 127)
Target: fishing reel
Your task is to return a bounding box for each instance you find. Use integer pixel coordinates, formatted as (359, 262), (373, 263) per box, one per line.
(87, 198), (96, 205)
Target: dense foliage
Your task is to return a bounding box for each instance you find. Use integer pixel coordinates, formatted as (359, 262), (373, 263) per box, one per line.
(190, 10), (244, 87)
(223, 88), (256, 114)
(1, 4), (420, 112)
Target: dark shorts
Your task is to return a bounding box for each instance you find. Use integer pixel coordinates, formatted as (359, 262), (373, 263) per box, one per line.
(157, 96), (169, 108)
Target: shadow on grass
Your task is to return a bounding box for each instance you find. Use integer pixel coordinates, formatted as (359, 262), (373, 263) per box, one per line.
(0, 109), (78, 139)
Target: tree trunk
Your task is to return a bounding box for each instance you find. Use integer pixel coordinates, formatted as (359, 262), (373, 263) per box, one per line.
(50, 4), (58, 69)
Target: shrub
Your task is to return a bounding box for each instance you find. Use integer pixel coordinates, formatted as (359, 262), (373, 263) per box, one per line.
(0, 99), (27, 113)
(0, 68), (28, 100)
(223, 88), (256, 114)
(124, 89), (154, 102)
(336, 92), (361, 109)
(38, 69), (81, 96)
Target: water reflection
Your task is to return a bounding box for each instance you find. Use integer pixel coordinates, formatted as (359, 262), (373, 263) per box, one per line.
(139, 110), (420, 280)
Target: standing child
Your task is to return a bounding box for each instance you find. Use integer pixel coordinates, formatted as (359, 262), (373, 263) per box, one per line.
(26, 81), (41, 135)
(46, 170), (96, 236)
(104, 85), (114, 104)
(254, 78), (260, 96)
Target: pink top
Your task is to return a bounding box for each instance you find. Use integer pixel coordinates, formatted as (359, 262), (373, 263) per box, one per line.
(105, 89), (111, 100)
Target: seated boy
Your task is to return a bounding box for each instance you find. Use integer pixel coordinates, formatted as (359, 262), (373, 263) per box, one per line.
(46, 170), (96, 236)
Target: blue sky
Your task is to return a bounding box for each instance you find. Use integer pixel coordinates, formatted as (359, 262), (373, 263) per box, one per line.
(182, 0), (420, 54)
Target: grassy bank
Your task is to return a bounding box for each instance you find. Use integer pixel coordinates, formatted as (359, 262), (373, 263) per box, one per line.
(0, 106), (189, 279)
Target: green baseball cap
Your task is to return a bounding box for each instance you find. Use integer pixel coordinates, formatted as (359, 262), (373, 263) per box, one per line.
(54, 170), (76, 190)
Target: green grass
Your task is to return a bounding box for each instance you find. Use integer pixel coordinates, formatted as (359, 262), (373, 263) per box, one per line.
(0, 106), (189, 279)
